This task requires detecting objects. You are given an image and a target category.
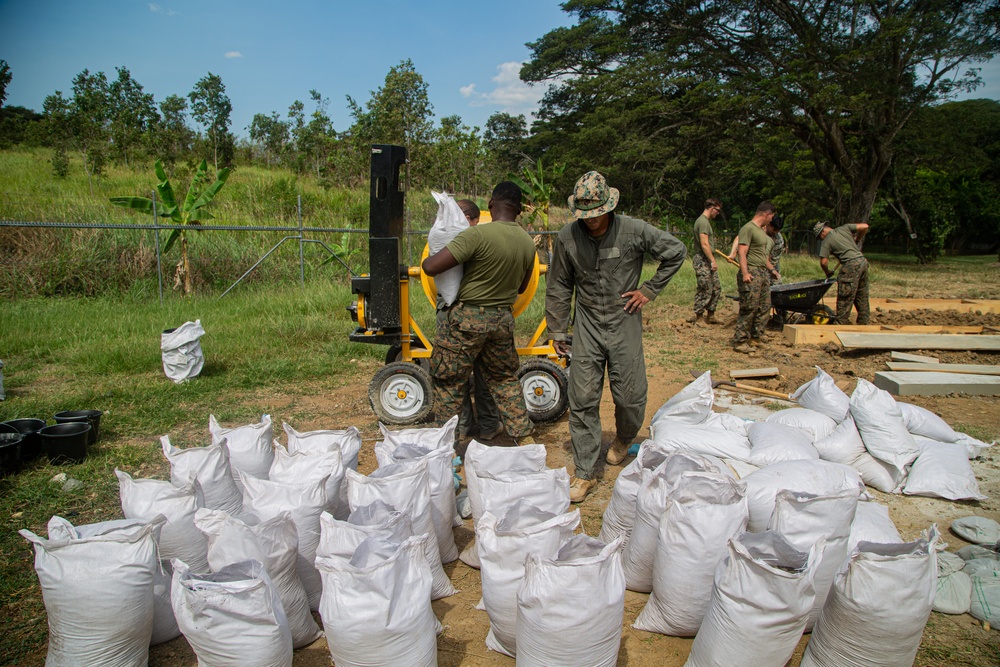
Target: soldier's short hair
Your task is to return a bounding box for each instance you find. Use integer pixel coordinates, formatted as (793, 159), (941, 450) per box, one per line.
(769, 215), (784, 231)
(756, 201), (776, 214)
(456, 198), (480, 222)
(705, 198), (722, 210)
(492, 181), (523, 209)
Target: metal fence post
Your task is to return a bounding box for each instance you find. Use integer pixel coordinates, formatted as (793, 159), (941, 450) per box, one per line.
(151, 190), (163, 305)
(298, 194), (305, 286)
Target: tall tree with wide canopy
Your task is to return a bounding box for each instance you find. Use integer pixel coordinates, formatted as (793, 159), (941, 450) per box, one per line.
(523, 0), (1000, 225)
(189, 72), (232, 170)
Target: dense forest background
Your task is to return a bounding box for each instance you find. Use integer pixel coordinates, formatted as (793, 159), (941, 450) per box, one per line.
(2, 0), (999, 262)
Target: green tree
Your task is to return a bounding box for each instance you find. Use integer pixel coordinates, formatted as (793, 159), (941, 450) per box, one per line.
(189, 72), (232, 170)
(428, 114), (484, 195)
(484, 111), (527, 180)
(108, 66), (158, 167)
(41, 70), (111, 190)
(287, 90), (336, 179)
(0, 59), (12, 108)
(248, 111), (290, 166)
(155, 94), (194, 170)
(510, 158), (566, 256)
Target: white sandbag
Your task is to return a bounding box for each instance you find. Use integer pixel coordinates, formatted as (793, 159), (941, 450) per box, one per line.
(721, 457), (760, 479)
(702, 411), (751, 436)
(951, 515), (1000, 545)
(767, 488), (859, 631)
(150, 561), (180, 645)
(515, 535), (626, 667)
(478, 502), (580, 657)
(634, 472), (748, 636)
(934, 551), (972, 614)
(316, 535), (439, 667)
(898, 402), (993, 457)
(686, 531), (819, 667)
(650, 371), (714, 425)
(283, 422), (361, 520)
(427, 192), (470, 306)
(649, 419), (752, 461)
(766, 407), (837, 441)
(378, 415), (458, 451)
(599, 441), (675, 545)
(171, 558), (292, 667)
(812, 417), (896, 493)
(194, 509), (322, 649)
(849, 379), (920, 484)
(346, 462), (457, 598)
(210, 414), (274, 492)
(970, 573), (1000, 625)
(375, 440), (459, 563)
(848, 501), (902, 553)
(269, 443), (344, 516)
(746, 421), (819, 466)
(239, 472), (327, 610)
(161, 436), (243, 516)
(161, 319), (205, 383)
(116, 468), (209, 572)
(791, 367), (851, 422)
(958, 544), (1000, 561)
(964, 558), (1000, 577)
(477, 466), (571, 522)
(903, 441), (987, 501)
(742, 459), (864, 532)
(20, 516), (162, 667)
(800, 528), (939, 667)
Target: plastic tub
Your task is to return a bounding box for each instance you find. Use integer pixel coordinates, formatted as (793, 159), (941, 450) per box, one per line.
(0, 424), (22, 475)
(2, 418), (47, 461)
(40, 422), (91, 464)
(53, 410), (102, 445)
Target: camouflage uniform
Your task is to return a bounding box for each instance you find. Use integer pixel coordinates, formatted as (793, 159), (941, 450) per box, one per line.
(732, 266), (772, 344)
(692, 252), (722, 316)
(836, 257), (870, 325)
(769, 231), (785, 285)
(436, 304), (499, 437)
(432, 304), (532, 439)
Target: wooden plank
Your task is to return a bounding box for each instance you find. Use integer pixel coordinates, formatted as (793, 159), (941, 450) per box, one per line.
(873, 371), (1000, 396)
(836, 333), (1000, 351)
(820, 296), (1000, 314)
(886, 362), (1000, 375)
(730, 367), (780, 380)
(783, 324), (983, 346)
(890, 351), (939, 363)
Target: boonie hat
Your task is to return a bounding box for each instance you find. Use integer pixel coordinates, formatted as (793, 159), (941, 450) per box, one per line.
(568, 171), (620, 219)
(812, 221), (828, 238)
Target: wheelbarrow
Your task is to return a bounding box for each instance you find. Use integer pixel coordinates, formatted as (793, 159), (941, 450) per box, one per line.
(770, 278), (837, 325)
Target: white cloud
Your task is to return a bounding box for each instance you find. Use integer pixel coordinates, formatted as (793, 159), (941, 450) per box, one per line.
(224, 51), (243, 59)
(148, 3), (177, 15)
(461, 61), (553, 120)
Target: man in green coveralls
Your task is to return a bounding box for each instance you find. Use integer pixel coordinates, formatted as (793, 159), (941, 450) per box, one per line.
(423, 182), (537, 444)
(688, 198), (724, 325)
(547, 171), (687, 502)
(732, 201), (781, 353)
(813, 220), (871, 324)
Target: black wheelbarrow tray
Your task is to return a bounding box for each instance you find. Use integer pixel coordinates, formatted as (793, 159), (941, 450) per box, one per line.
(771, 277), (837, 325)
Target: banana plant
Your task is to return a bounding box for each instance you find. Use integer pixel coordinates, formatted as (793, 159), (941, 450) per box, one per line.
(111, 159), (230, 295)
(509, 158), (566, 256)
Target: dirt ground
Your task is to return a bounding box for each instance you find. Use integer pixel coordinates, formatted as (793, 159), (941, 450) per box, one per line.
(130, 299), (1000, 667)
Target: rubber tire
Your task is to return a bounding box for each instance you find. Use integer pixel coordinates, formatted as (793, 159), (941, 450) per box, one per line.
(385, 344), (431, 373)
(517, 359), (569, 423)
(369, 362), (434, 425)
(809, 304), (836, 325)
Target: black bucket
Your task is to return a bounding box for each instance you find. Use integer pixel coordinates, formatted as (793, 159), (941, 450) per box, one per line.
(40, 422), (91, 464)
(0, 424), (23, 476)
(53, 410), (102, 445)
(2, 418), (47, 461)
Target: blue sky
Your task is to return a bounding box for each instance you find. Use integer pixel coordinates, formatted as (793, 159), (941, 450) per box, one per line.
(1, 0), (997, 139)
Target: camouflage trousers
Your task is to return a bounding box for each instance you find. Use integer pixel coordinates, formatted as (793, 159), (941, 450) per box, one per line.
(732, 266), (771, 344)
(836, 258), (870, 324)
(692, 252), (722, 315)
(431, 303), (532, 438)
(435, 307), (499, 437)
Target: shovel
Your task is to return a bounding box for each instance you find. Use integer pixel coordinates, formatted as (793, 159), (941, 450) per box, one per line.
(690, 370), (794, 401)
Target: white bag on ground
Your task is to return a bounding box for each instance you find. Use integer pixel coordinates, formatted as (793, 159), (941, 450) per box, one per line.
(210, 414), (274, 492)
(934, 550), (972, 614)
(742, 459), (864, 532)
(478, 502), (580, 657)
(650, 371), (714, 425)
(378, 415), (459, 451)
(161, 320), (205, 383)
(813, 416), (897, 493)
(964, 558), (1000, 576)
(649, 420), (752, 461)
(898, 402), (993, 457)
(376, 440), (459, 563)
(239, 472), (327, 611)
(634, 472), (748, 636)
(951, 515), (1000, 544)
(161, 436), (243, 516)
(958, 544), (1000, 560)
(686, 531), (819, 667)
(346, 462), (456, 598)
(477, 466), (571, 522)
(150, 561), (181, 645)
(746, 421), (819, 466)
(848, 501), (902, 552)
(269, 443), (344, 516)
(171, 558), (292, 667)
(427, 192), (469, 306)
(515, 535), (626, 667)
(766, 407), (838, 441)
(767, 488), (859, 630)
(800, 528), (939, 667)
(970, 573), (1000, 625)
(316, 535), (439, 667)
(194, 508), (322, 649)
(116, 468), (209, 573)
(903, 440), (987, 501)
(283, 422), (361, 520)
(791, 367), (851, 422)
(849, 379), (920, 484)
(20, 516), (162, 667)
(599, 441), (674, 545)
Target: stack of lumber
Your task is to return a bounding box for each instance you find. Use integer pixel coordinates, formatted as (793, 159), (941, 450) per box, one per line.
(782, 324), (985, 346)
(819, 296), (1000, 314)
(873, 351), (1000, 397)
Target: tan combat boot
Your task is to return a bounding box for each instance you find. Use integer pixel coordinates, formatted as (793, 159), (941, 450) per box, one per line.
(569, 476), (598, 503)
(686, 312), (702, 324)
(705, 311), (717, 324)
(605, 437), (630, 465)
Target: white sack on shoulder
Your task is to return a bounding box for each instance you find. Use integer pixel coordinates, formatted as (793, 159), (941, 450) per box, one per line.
(951, 515), (1000, 545)
(766, 407), (837, 441)
(171, 558), (292, 667)
(209, 414), (274, 492)
(649, 419), (752, 461)
(427, 192), (470, 306)
(849, 379), (921, 485)
(800, 527), (938, 667)
(650, 371), (714, 426)
(161, 436), (243, 516)
(742, 459), (864, 532)
(791, 367), (851, 422)
(746, 421), (819, 466)
(515, 535), (626, 667)
(848, 501), (902, 553)
(160, 319), (205, 383)
(903, 441), (987, 501)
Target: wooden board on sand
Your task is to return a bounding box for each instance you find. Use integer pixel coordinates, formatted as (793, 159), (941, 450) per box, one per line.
(885, 362), (1000, 375)
(729, 367), (780, 379)
(890, 351), (939, 363)
(836, 332), (1000, 351)
(820, 296), (1000, 314)
(783, 324), (983, 346)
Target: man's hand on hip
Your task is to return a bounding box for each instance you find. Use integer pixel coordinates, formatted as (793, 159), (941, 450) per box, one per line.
(622, 290), (650, 313)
